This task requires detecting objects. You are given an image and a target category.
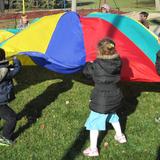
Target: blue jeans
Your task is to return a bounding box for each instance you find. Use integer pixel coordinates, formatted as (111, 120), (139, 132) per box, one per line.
(0, 104), (17, 140)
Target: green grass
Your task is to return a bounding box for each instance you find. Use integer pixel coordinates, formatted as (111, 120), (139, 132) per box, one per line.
(0, 0), (158, 30)
(0, 66), (160, 160)
(78, 0), (159, 12)
(0, 1), (160, 159)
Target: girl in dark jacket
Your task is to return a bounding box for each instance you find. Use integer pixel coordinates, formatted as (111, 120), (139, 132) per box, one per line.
(0, 48), (21, 146)
(83, 38), (126, 157)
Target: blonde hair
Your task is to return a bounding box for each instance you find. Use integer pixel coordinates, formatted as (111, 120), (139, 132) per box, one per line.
(21, 14), (28, 19)
(97, 38), (116, 56)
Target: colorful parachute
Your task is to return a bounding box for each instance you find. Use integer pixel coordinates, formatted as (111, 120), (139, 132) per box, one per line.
(0, 12), (160, 82)
(0, 18), (40, 43)
(0, 29), (16, 43)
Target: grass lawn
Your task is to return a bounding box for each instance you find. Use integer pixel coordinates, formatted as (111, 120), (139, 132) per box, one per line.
(0, 66), (160, 160)
(78, 0), (159, 12)
(0, 0), (159, 29)
(0, 1), (160, 160)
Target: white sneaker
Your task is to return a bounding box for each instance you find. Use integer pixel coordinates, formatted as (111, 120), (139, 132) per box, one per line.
(114, 134), (127, 144)
(83, 147), (99, 157)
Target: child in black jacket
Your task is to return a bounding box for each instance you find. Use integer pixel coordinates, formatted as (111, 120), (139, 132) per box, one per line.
(0, 48), (21, 146)
(83, 38), (126, 157)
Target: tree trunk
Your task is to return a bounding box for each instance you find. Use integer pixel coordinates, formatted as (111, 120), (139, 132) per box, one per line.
(0, 0), (5, 12)
(155, 0), (160, 10)
(71, 0), (77, 12)
(103, 0), (107, 4)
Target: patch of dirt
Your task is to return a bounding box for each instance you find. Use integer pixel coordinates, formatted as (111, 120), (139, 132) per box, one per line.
(0, 8), (126, 20)
(0, 8), (126, 28)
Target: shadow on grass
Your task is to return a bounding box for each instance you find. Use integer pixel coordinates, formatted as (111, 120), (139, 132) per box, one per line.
(157, 146), (160, 160)
(13, 66), (91, 141)
(77, 2), (94, 6)
(14, 66), (93, 94)
(12, 66), (160, 158)
(60, 82), (160, 160)
(61, 127), (89, 160)
(119, 82), (160, 133)
(12, 78), (73, 140)
(14, 66), (61, 93)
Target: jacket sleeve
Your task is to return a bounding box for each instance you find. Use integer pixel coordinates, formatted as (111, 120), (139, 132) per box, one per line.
(6, 58), (21, 79)
(83, 62), (94, 79)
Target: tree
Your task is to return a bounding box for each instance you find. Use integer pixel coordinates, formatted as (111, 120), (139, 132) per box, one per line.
(10, 0), (23, 10)
(155, 0), (160, 10)
(0, 0), (5, 12)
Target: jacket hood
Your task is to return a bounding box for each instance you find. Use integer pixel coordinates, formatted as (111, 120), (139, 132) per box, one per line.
(96, 53), (121, 74)
(97, 53), (119, 60)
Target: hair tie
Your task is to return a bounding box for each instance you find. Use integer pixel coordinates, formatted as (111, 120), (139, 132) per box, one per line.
(106, 43), (115, 49)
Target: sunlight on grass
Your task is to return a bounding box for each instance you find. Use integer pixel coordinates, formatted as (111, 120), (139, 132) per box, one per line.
(78, 0), (157, 12)
(0, 1), (160, 159)
(0, 67), (160, 159)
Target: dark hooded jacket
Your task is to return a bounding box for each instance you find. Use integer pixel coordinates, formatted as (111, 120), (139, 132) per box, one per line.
(83, 53), (123, 114)
(0, 58), (21, 104)
(156, 50), (160, 75)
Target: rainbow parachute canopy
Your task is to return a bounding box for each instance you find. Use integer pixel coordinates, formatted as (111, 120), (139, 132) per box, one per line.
(1, 12), (160, 82)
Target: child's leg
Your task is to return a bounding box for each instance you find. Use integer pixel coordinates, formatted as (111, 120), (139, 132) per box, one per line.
(83, 111), (106, 156)
(0, 104), (17, 140)
(111, 121), (123, 137)
(83, 130), (99, 156)
(90, 130), (99, 149)
(107, 114), (122, 136)
(108, 114), (127, 143)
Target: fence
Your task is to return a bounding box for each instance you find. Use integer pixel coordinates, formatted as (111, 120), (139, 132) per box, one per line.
(0, 0), (155, 29)
(0, 19), (17, 29)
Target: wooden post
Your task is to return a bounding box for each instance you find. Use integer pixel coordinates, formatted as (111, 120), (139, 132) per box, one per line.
(155, 0), (160, 10)
(71, 0), (77, 12)
(0, 0), (5, 13)
(103, 0), (107, 3)
(99, 0), (102, 8)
